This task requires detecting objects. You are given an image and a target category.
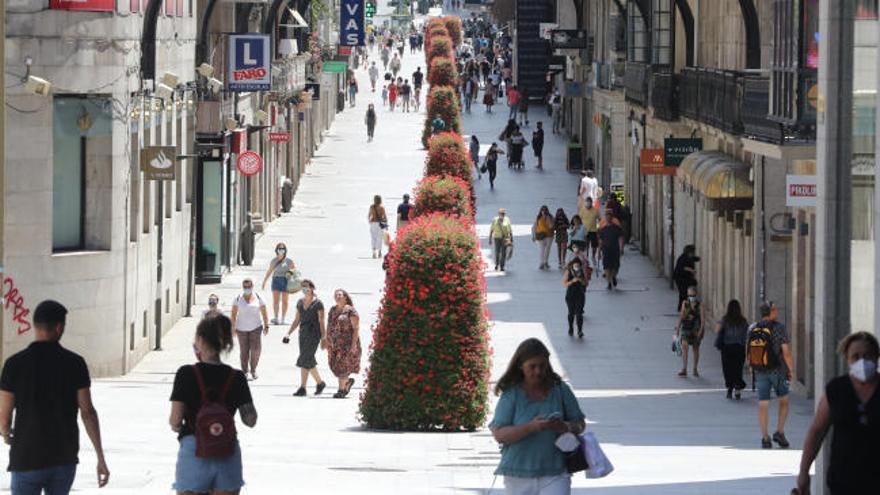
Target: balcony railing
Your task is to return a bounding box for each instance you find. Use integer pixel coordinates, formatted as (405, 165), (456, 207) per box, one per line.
(624, 62), (649, 107)
(650, 71), (678, 121)
(742, 74), (784, 143)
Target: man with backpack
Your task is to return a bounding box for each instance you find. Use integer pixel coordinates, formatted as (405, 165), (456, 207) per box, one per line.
(747, 302), (795, 449)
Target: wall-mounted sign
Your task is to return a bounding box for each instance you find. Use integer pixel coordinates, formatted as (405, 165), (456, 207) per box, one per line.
(338, 46), (353, 56)
(50, 0), (114, 11)
(563, 81), (591, 98)
(141, 146), (177, 180)
(269, 132), (290, 143)
(663, 138), (703, 166)
(237, 151), (263, 176)
(305, 82), (321, 100)
(340, 0), (366, 46)
(786, 175), (818, 207)
(550, 30), (588, 49)
(322, 61), (348, 73)
(640, 148), (675, 175)
(228, 34), (272, 92)
(539, 23), (558, 40)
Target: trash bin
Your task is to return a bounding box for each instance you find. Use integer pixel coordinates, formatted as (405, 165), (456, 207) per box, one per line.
(567, 143), (584, 172)
(337, 91), (346, 112)
(281, 178), (293, 213)
(240, 224), (255, 266)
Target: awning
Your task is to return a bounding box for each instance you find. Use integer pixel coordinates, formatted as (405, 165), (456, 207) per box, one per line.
(676, 151), (753, 211)
(281, 7), (308, 28)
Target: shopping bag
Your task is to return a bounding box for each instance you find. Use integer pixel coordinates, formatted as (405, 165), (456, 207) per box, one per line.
(286, 269), (303, 294)
(582, 432), (614, 479)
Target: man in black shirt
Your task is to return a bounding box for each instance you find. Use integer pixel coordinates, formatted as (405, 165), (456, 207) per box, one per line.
(397, 193), (412, 231)
(0, 300), (109, 493)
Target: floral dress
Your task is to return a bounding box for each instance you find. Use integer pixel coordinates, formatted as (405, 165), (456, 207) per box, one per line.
(327, 305), (361, 376)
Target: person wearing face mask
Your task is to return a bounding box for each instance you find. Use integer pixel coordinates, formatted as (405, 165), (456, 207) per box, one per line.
(283, 280), (327, 397)
(796, 332), (880, 495)
(490, 339), (586, 494)
(675, 287), (705, 377)
(202, 293), (222, 319)
(531, 205), (554, 270)
(562, 259), (589, 338)
(673, 245), (700, 311)
(261, 243), (295, 325)
(230, 279), (270, 381)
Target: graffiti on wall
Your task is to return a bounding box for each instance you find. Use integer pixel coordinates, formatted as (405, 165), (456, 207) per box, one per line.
(3, 277), (32, 335)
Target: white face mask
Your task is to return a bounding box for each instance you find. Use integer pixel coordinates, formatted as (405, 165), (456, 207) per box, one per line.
(849, 358), (878, 383)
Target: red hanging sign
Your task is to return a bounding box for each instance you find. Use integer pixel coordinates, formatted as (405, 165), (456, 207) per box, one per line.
(269, 132), (291, 143)
(50, 0), (114, 11)
(237, 151), (263, 176)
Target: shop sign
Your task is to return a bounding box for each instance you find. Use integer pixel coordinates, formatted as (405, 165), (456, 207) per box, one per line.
(231, 130), (248, 154)
(141, 146), (177, 180)
(228, 34), (271, 92)
(50, 0), (114, 11)
(640, 148), (675, 175)
(340, 0), (366, 46)
(786, 175), (818, 207)
(322, 61), (348, 73)
(269, 132), (290, 143)
(664, 138), (702, 166)
(550, 30), (589, 49)
(338, 46), (353, 56)
(237, 151), (263, 176)
(305, 83), (321, 100)
(563, 81), (590, 98)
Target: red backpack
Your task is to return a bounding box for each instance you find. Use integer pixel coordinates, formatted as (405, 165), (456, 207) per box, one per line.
(191, 365), (237, 458)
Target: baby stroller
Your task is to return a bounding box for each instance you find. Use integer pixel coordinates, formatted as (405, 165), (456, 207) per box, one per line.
(508, 135), (528, 170)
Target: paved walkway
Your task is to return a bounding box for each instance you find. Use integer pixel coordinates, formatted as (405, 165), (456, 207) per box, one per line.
(1, 14), (815, 495)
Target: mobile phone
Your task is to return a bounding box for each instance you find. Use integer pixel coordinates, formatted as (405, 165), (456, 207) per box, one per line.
(282, 336), (290, 344)
(545, 412), (563, 421)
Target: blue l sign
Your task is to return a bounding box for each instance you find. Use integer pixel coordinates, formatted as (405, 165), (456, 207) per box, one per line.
(340, 0), (365, 46)
(228, 34), (271, 92)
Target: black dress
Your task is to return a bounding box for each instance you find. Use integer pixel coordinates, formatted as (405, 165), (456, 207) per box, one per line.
(296, 299), (324, 369)
(532, 129), (544, 156)
(825, 376), (880, 494)
(599, 223), (623, 270)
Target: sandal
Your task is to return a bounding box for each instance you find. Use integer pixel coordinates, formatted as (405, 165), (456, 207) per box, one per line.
(677, 369), (687, 377)
(345, 378), (356, 395)
(333, 391), (346, 399)
(315, 382), (326, 395)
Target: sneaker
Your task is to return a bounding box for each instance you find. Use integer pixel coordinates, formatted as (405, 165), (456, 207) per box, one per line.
(772, 431), (790, 448)
(251, 371), (258, 380)
(271, 318), (279, 325)
(734, 390), (742, 400)
(726, 389), (733, 399)
(761, 437), (772, 449)
(293, 387), (307, 397)
(568, 328), (573, 336)
(315, 382), (326, 395)
(577, 331), (584, 339)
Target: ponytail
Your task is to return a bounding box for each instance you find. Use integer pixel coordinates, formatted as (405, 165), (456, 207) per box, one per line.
(196, 314), (234, 354)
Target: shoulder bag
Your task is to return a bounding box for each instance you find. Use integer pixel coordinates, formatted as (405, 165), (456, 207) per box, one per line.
(559, 385), (589, 473)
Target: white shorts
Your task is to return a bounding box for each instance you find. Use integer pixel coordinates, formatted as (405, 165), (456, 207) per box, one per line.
(504, 474), (571, 495)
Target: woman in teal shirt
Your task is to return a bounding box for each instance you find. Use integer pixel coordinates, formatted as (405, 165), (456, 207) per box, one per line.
(490, 338), (586, 494)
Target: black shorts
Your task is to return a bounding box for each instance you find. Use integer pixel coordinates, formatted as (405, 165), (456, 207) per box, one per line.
(586, 232), (599, 248)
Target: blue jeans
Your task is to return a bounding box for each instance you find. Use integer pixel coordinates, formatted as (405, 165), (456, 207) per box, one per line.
(174, 435), (244, 492)
(11, 464), (77, 495)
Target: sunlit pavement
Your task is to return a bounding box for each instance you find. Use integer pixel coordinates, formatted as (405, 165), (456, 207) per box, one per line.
(0, 10), (814, 495)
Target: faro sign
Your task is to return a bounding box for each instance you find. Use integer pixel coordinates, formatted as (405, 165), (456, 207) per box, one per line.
(228, 34), (271, 92)
(340, 0), (366, 46)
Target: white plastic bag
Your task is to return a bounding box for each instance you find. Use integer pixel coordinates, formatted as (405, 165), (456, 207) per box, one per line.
(582, 431), (614, 479)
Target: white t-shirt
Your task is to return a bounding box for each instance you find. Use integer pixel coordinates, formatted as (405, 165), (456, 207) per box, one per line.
(235, 294), (265, 331)
(580, 176), (600, 202)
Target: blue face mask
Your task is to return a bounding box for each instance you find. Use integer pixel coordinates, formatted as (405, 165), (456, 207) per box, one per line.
(243, 288), (253, 296)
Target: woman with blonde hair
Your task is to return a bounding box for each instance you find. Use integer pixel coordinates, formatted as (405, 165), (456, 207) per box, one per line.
(368, 195), (388, 259)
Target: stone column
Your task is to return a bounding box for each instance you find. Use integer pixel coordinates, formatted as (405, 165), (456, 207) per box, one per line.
(813, 1), (855, 494)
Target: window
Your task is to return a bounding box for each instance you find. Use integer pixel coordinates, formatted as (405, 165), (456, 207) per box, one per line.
(627, 0), (649, 63)
(652, 0), (673, 66)
(52, 96), (113, 251)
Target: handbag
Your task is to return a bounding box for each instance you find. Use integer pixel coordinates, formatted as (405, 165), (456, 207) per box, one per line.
(714, 323), (725, 351)
(286, 269), (303, 294)
(559, 388), (588, 473)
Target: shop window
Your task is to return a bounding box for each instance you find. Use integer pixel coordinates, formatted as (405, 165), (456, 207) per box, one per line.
(52, 96), (113, 252)
(651, 0), (673, 66)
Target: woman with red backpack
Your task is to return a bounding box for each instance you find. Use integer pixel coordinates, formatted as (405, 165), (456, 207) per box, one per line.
(169, 314), (258, 494)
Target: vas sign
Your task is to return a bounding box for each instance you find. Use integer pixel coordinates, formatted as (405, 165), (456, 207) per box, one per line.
(340, 0), (366, 46)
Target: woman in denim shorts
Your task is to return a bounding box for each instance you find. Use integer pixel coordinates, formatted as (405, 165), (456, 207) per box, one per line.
(262, 243), (296, 325)
(170, 314), (258, 494)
